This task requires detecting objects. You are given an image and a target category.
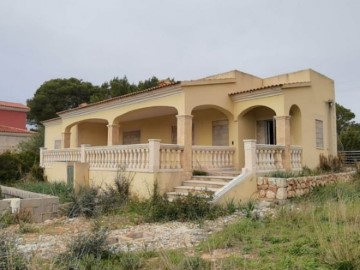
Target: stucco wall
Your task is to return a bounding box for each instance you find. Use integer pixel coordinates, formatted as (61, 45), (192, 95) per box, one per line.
(0, 133), (32, 153)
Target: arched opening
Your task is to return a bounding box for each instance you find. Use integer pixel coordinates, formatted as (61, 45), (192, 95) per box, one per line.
(289, 104), (302, 145)
(191, 105), (233, 146)
(65, 119), (109, 147)
(114, 106), (178, 144)
(239, 106), (277, 144)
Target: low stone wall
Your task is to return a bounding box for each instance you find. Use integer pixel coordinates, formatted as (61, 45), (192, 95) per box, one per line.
(257, 172), (355, 200)
(0, 185), (59, 222)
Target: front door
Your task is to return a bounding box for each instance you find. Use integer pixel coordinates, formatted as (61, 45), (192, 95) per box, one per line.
(256, 119), (276, 144)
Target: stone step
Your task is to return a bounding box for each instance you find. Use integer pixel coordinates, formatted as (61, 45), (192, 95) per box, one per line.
(207, 170), (241, 177)
(183, 180), (227, 189)
(191, 175), (234, 183)
(174, 185), (219, 194)
(166, 191), (213, 201)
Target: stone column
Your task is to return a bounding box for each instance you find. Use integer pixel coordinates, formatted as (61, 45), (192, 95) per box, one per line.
(107, 124), (120, 146)
(61, 132), (71, 149)
(243, 139), (257, 172)
(148, 139), (161, 172)
(275, 115), (291, 171)
(176, 115), (193, 173)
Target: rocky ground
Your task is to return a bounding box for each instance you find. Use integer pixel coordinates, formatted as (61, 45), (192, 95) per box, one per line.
(3, 201), (275, 261)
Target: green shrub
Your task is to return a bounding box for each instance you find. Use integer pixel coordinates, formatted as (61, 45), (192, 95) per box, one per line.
(98, 170), (133, 214)
(57, 226), (109, 268)
(145, 182), (227, 222)
(0, 151), (21, 183)
(67, 187), (98, 218)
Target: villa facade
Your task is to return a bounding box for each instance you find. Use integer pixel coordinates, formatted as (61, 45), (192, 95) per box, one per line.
(41, 69), (337, 201)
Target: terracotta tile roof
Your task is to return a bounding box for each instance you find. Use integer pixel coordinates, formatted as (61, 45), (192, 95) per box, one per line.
(0, 125), (34, 134)
(57, 81), (181, 115)
(228, 82), (310, 96)
(0, 101), (29, 111)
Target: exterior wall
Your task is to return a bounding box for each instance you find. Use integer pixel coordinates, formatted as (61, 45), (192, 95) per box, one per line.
(88, 170), (184, 199)
(257, 172), (354, 200)
(192, 108), (228, 145)
(43, 162), (68, 183)
(77, 122), (108, 146)
(263, 69), (311, 86)
(283, 70), (336, 168)
(119, 114), (177, 144)
(0, 133), (31, 153)
(0, 109), (27, 129)
(44, 119), (63, 149)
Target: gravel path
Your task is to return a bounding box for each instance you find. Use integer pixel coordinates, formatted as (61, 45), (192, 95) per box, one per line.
(7, 201), (275, 260)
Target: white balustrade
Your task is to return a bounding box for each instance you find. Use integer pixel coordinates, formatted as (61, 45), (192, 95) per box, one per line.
(256, 144), (285, 172)
(159, 144), (183, 170)
(255, 144), (302, 172)
(192, 146), (235, 170)
(290, 146), (302, 170)
(85, 144), (149, 170)
(42, 148), (81, 166)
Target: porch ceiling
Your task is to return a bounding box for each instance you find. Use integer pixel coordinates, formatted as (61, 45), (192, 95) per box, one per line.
(116, 107), (178, 122)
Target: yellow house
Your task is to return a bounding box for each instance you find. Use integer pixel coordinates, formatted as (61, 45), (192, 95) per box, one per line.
(41, 68), (337, 202)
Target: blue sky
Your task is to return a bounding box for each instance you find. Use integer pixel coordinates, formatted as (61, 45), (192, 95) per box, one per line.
(1, 0), (360, 120)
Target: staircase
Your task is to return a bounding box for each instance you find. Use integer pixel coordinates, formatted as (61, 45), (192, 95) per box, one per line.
(166, 171), (241, 201)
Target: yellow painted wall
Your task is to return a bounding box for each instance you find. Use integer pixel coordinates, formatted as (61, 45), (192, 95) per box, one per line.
(192, 108), (228, 145)
(77, 122), (108, 146)
(88, 169), (184, 199)
(44, 162), (68, 183)
(44, 119), (63, 149)
(119, 114), (177, 144)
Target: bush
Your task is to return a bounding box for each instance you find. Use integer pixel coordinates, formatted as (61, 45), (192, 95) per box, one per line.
(145, 183), (227, 222)
(0, 151), (21, 183)
(57, 226), (109, 268)
(98, 170), (132, 214)
(319, 154), (343, 173)
(67, 187), (98, 218)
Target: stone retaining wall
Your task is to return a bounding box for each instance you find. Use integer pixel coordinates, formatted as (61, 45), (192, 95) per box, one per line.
(0, 185), (59, 222)
(257, 172), (355, 200)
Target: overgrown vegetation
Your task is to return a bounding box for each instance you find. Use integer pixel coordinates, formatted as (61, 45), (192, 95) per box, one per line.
(0, 233), (27, 269)
(195, 176), (360, 269)
(0, 127), (44, 184)
(13, 181), (73, 203)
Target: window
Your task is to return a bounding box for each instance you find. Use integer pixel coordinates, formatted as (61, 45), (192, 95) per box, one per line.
(54, 140), (61, 149)
(123, 130), (141, 145)
(212, 120), (229, 146)
(315, 120), (324, 148)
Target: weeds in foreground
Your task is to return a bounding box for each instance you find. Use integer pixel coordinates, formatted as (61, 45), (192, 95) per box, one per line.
(0, 233), (27, 270)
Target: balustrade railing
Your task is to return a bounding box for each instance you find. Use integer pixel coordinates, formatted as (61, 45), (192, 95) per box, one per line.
(290, 146), (302, 170)
(254, 144), (302, 173)
(41, 141), (184, 172)
(42, 148), (81, 166)
(192, 146), (235, 170)
(159, 144), (183, 170)
(256, 144), (285, 172)
(85, 144), (149, 170)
